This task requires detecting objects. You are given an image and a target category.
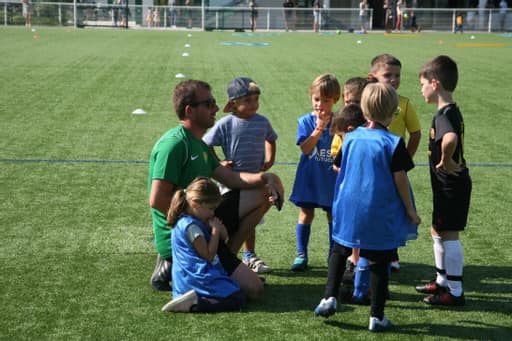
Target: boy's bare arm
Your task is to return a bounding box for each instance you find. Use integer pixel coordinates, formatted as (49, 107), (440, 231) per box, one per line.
(406, 130), (421, 157)
(300, 128), (323, 155)
(209, 146), (233, 168)
(393, 171), (421, 225)
(437, 132), (461, 175)
(212, 166), (284, 202)
(300, 111), (332, 155)
(208, 146), (221, 162)
(261, 140), (276, 171)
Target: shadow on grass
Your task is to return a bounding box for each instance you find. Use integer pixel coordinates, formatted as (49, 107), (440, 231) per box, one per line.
(389, 262), (512, 312)
(248, 282), (356, 314)
(391, 262), (512, 294)
(324, 319), (512, 340)
(388, 262), (511, 314)
(249, 262), (512, 316)
(269, 266), (328, 279)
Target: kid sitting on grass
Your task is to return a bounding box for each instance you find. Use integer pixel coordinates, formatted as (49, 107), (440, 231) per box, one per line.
(203, 77), (278, 274)
(415, 55), (471, 306)
(314, 83), (421, 332)
(162, 177), (246, 313)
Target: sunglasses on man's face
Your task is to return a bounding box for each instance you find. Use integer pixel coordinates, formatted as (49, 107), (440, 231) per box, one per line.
(192, 98), (217, 109)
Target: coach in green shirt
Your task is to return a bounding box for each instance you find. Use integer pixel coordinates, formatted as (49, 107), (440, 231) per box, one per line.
(148, 79), (283, 300)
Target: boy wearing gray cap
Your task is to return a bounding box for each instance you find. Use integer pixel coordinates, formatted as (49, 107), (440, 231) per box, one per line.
(203, 77), (279, 274)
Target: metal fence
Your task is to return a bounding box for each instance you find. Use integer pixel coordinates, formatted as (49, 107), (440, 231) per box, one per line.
(2, 2), (511, 33)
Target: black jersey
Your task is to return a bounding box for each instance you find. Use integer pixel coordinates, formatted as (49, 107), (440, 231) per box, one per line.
(428, 103), (469, 184)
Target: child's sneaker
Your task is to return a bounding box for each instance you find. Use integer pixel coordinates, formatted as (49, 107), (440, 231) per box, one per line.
(291, 256), (308, 272)
(415, 280), (448, 295)
(423, 291), (465, 306)
(314, 297), (337, 318)
(243, 255), (272, 274)
(161, 290), (198, 312)
(390, 261), (400, 272)
(369, 316), (393, 332)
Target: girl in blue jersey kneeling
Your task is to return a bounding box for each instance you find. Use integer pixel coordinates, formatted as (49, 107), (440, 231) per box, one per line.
(162, 177), (245, 313)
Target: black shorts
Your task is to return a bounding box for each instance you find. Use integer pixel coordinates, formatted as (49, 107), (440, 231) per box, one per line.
(217, 242), (241, 275)
(432, 172), (472, 231)
(359, 249), (397, 264)
(214, 189), (241, 275)
(215, 189), (240, 237)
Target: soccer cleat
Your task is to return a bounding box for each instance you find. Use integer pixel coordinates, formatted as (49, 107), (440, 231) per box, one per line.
(415, 280), (448, 295)
(161, 290), (198, 312)
(151, 254), (172, 291)
(243, 255), (272, 274)
(314, 297), (337, 318)
(390, 261), (400, 272)
(369, 316), (393, 332)
(291, 256), (308, 272)
(423, 291), (465, 306)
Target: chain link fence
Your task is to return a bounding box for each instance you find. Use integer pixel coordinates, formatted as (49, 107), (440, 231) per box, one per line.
(2, 2), (511, 33)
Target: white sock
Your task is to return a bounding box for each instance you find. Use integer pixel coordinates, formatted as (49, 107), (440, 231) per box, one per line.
(443, 240), (464, 297)
(432, 236), (447, 287)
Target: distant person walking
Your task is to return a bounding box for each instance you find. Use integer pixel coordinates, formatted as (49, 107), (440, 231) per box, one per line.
(21, 0), (32, 27)
(313, 0), (321, 32)
(146, 8), (153, 27)
(499, 0), (508, 32)
(384, 0), (393, 33)
(454, 12), (463, 33)
(283, 0), (296, 31)
(185, 0), (193, 28)
(395, 0), (403, 31)
(359, 0), (368, 33)
(168, 0), (178, 28)
(249, 0), (258, 31)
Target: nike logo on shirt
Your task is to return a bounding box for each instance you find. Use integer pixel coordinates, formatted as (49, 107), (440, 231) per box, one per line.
(191, 155), (199, 161)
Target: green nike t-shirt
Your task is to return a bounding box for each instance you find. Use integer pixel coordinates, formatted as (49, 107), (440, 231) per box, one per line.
(148, 125), (220, 258)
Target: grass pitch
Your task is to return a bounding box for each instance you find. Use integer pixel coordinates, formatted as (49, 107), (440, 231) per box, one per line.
(1, 26), (511, 340)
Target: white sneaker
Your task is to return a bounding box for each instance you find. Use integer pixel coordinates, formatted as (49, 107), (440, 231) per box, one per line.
(161, 290), (198, 312)
(368, 316), (393, 332)
(314, 297), (337, 318)
(243, 255), (272, 274)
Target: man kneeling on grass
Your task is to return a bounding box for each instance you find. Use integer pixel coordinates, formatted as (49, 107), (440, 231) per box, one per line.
(148, 79), (284, 305)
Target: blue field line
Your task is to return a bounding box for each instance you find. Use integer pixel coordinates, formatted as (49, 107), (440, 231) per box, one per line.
(1, 158), (512, 168)
(0, 158), (148, 164)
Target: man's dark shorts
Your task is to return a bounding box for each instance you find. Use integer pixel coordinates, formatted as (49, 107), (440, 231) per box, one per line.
(215, 189), (241, 275)
(216, 189), (241, 237)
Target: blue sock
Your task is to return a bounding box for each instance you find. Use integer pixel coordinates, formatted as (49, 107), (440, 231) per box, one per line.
(354, 257), (370, 300)
(243, 251), (254, 261)
(296, 223), (311, 258)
